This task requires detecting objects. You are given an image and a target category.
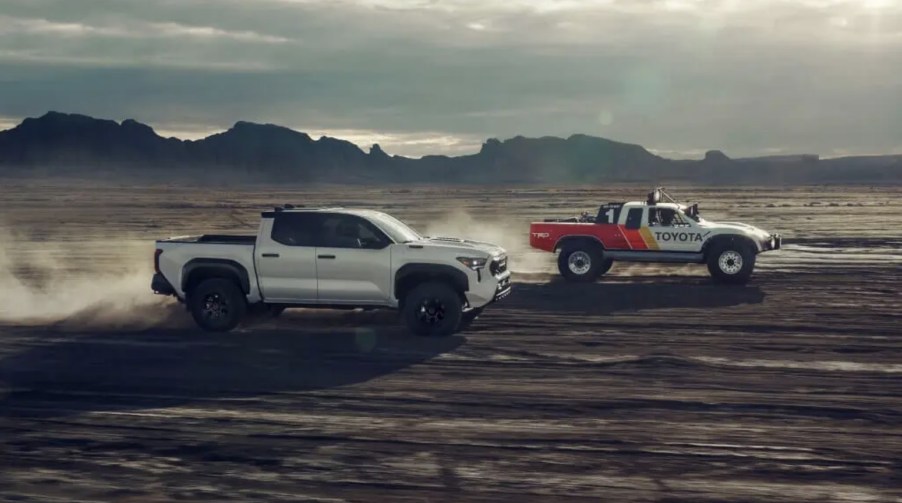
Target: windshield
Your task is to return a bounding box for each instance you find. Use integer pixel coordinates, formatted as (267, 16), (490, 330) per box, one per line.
(681, 210), (700, 223)
(680, 205), (702, 223)
(367, 212), (422, 243)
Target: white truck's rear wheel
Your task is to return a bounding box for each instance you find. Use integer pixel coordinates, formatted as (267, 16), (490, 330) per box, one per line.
(402, 282), (463, 337)
(707, 241), (756, 284)
(189, 278), (247, 332)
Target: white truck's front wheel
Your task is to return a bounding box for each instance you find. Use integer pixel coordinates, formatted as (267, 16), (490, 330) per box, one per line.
(707, 241), (756, 284)
(402, 282), (463, 337)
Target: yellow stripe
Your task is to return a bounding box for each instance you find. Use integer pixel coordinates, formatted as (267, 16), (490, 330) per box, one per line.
(638, 227), (660, 250)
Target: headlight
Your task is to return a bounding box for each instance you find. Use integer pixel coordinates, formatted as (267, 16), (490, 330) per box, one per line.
(457, 256), (488, 270)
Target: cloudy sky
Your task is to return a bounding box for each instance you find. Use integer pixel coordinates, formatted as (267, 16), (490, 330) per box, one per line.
(1, 0), (900, 158)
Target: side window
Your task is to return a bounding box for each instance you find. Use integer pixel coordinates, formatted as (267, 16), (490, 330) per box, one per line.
(271, 213), (320, 246)
(649, 208), (688, 227)
(318, 214), (389, 249)
(625, 208), (644, 230)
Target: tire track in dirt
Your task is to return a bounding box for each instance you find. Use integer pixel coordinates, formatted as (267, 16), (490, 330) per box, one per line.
(0, 184), (900, 501)
(1, 266), (900, 502)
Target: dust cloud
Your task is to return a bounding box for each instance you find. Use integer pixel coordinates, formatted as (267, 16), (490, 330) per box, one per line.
(423, 209), (551, 274)
(0, 228), (180, 329)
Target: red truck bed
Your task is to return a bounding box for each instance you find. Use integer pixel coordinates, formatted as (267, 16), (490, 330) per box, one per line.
(529, 221), (658, 252)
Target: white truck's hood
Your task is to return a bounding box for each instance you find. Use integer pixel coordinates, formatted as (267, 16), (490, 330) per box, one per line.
(418, 236), (506, 257)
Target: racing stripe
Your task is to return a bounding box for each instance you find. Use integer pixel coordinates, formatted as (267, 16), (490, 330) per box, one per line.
(620, 227), (648, 250)
(638, 227), (660, 250)
(613, 225), (632, 250)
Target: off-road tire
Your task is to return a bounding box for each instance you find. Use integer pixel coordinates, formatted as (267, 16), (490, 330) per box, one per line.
(402, 282), (463, 337)
(189, 278), (247, 332)
(707, 240), (756, 284)
(598, 258), (614, 276)
(558, 245), (607, 282)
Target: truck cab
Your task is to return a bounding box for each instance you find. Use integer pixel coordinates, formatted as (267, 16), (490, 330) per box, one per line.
(152, 207), (511, 335)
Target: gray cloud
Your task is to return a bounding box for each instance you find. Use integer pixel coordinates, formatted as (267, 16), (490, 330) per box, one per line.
(0, 0), (900, 157)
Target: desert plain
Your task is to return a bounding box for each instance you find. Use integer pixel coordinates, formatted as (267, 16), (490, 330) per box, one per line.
(0, 182), (899, 502)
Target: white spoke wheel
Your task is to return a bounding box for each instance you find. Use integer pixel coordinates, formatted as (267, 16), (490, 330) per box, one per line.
(568, 251), (592, 275)
(707, 241), (756, 285)
(718, 250), (744, 275)
(558, 245), (608, 282)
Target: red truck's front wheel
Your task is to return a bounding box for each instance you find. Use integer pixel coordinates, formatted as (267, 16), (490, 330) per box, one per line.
(706, 241), (756, 284)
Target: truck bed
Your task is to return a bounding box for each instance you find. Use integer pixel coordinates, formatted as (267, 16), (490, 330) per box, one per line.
(160, 235), (256, 245)
(154, 234), (260, 301)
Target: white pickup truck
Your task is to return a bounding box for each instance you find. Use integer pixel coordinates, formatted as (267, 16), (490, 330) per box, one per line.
(152, 206), (511, 335)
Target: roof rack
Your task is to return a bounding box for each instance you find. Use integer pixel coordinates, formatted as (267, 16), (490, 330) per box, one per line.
(273, 203), (306, 212)
(272, 204), (351, 213)
(647, 187), (700, 218)
(647, 187), (679, 205)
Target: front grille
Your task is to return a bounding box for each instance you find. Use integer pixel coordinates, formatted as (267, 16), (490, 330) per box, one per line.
(490, 256), (508, 276)
(494, 277), (512, 301)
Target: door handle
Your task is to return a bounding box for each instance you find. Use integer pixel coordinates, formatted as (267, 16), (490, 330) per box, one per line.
(261, 253), (280, 258)
(317, 254), (336, 259)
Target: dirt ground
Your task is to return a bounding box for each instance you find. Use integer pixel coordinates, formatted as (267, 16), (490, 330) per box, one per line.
(0, 182), (900, 502)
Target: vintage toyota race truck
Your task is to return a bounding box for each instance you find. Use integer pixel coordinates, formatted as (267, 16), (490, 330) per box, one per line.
(529, 188), (781, 284)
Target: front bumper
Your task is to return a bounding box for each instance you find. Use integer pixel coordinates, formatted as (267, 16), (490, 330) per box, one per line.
(761, 233), (782, 252)
(488, 254), (512, 303)
(493, 275), (512, 301)
(151, 273), (177, 296)
(466, 254), (512, 309)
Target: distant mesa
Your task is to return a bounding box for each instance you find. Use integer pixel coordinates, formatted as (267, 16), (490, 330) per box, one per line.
(369, 143), (389, 158)
(704, 150), (730, 162)
(0, 111), (898, 184)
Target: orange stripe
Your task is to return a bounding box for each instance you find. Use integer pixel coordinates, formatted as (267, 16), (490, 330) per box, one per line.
(638, 227), (660, 250)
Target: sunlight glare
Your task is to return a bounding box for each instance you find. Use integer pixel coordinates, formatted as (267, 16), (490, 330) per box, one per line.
(863, 0), (892, 10)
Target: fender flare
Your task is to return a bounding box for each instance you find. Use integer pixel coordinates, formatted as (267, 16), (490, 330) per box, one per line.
(182, 259), (251, 295)
(702, 234), (759, 259)
(554, 235), (606, 252)
(394, 263), (469, 300)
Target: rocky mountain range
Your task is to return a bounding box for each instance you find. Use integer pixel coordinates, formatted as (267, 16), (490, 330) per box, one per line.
(1, 112), (899, 184)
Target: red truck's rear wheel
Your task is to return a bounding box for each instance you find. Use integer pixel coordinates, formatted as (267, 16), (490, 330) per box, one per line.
(557, 245), (611, 282)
